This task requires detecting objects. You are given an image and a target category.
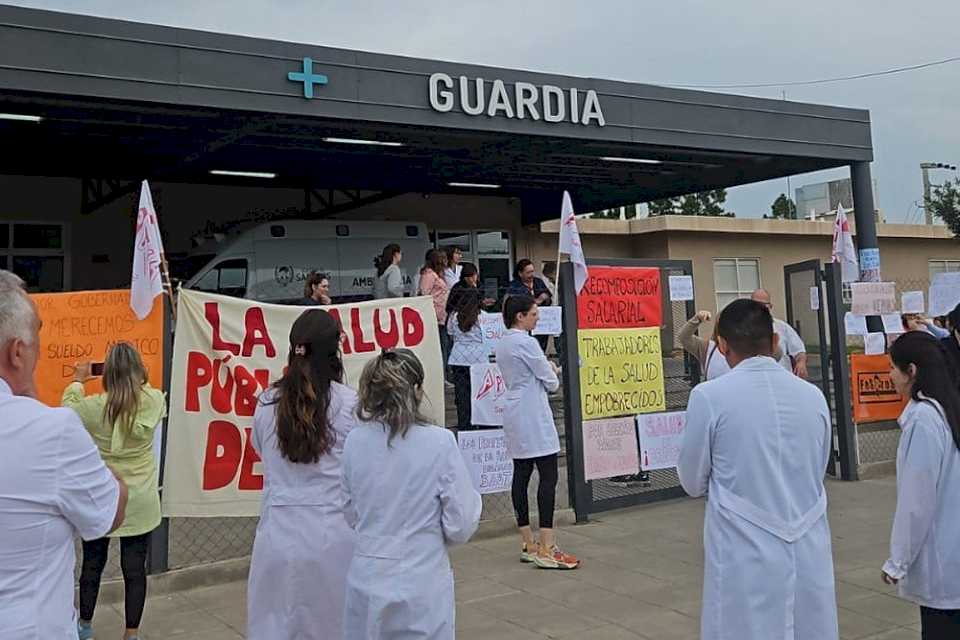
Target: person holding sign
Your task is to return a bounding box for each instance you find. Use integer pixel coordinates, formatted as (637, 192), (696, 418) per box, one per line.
(247, 310), (358, 640)
(677, 299), (838, 640)
(63, 343), (165, 640)
(342, 349), (481, 640)
(447, 288), (486, 430)
(495, 295), (579, 570)
(882, 331), (960, 638)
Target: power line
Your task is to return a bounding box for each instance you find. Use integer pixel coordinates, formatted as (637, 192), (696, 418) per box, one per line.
(663, 55), (960, 89)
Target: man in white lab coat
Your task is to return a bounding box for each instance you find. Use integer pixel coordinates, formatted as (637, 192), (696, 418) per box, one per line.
(751, 288), (808, 379)
(677, 298), (838, 640)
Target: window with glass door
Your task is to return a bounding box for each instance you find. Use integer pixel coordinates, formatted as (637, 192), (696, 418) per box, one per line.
(0, 222), (68, 291)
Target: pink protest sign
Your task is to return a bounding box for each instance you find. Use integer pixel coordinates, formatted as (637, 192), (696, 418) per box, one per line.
(637, 411), (687, 471)
(582, 417), (640, 481)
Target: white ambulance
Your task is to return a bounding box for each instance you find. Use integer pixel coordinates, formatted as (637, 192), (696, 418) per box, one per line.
(184, 220), (430, 303)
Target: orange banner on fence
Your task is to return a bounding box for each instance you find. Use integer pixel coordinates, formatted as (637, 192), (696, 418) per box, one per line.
(850, 353), (908, 424)
(30, 289), (165, 408)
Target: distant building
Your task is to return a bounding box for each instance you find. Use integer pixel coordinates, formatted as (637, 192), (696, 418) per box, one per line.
(795, 177), (882, 222)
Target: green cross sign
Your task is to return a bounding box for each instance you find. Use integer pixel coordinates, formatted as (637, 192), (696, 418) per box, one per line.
(287, 57), (328, 99)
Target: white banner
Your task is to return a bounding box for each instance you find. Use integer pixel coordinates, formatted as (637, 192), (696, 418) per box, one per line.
(457, 429), (512, 494)
(531, 306), (562, 336)
(470, 363), (507, 426)
(636, 411), (686, 471)
(162, 289), (443, 517)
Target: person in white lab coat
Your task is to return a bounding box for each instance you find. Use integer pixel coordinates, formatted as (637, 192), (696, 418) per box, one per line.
(342, 348), (481, 640)
(247, 309), (357, 640)
(751, 289), (808, 378)
(677, 298), (838, 640)
(495, 295), (580, 570)
(883, 331), (960, 638)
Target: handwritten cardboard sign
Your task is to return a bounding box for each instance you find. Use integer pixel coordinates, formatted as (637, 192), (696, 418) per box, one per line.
(457, 429), (512, 494)
(30, 289), (165, 408)
(582, 417), (640, 481)
(577, 266), (663, 329)
(668, 275), (694, 302)
(850, 282), (897, 315)
(578, 327), (666, 420)
(850, 353), (908, 423)
(479, 311), (507, 356)
(637, 411), (686, 471)
(532, 306), (562, 336)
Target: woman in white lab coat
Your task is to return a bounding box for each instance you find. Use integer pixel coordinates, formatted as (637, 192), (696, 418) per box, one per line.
(342, 349), (481, 640)
(495, 295), (579, 570)
(884, 331), (960, 638)
(247, 309), (357, 640)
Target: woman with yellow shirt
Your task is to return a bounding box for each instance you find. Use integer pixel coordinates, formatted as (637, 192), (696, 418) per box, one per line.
(62, 343), (165, 640)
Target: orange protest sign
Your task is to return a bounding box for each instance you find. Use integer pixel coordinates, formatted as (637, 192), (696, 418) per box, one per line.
(30, 289), (165, 408)
(850, 353), (908, 424)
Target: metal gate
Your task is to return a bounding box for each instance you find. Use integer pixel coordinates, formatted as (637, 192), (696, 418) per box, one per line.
(784, 261), (857, 480)
(559, 258), (697, 522)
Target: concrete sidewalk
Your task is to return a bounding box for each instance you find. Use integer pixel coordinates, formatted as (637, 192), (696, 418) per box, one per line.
(85, 477), (921, 640)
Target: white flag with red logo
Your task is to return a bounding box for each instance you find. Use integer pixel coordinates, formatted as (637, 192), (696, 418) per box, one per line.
(131, 180), (166, 320)
(559, 191), (589, 294)
(831, 205), (859, 283)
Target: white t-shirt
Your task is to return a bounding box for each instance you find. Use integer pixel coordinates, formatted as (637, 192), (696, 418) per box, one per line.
(0, 378), (119, 638)
(773, 318), (806, 371)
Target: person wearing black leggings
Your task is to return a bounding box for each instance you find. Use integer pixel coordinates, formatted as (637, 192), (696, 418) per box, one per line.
(79, 535), (150, 630)
(495, 295), (579, 570)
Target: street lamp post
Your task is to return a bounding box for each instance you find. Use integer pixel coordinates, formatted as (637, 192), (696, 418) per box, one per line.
(921, 162), (957, 225)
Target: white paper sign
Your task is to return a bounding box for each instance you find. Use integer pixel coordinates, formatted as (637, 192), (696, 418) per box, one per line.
(844, 312), (869, 336)
(636, 411), (687, 471)
(457, 429), (512, 494)
(881, 313), (904, 335)
(850, 282), (897, 315)
(865, 332), (886, 355)
(480, 311), (507, 356)
(668, 275), (694, 302)
(810, 286), (820, 311)
(582, 417), (640, 481)
(901, 291), (925, 315)
(532, 306), (562, 336)
(929, 282), (960, 317)
(470, 363), (507, 426)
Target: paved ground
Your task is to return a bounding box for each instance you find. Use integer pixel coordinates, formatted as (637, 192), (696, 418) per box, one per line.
(85, 476), (922, 640)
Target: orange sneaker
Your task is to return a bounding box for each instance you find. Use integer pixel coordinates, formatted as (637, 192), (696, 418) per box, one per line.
(534, 545), (580, 570)
(520, 542), (539, 563)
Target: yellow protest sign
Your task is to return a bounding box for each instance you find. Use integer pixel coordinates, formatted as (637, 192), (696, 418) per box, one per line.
(578, 327), (665, 420)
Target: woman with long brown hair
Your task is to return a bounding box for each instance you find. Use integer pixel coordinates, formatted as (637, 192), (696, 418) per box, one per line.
(342, 349), (481, 639)
(447, 287), (485, 429)
(883, 331), (960, 638)
(373, 243), (404, 299)
(63, 343), (165, 640)
(247, 309), (357, 640)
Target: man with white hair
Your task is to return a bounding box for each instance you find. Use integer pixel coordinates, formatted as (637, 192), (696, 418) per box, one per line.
(0, 270), (128, 638)
(751, 288), (809, 379)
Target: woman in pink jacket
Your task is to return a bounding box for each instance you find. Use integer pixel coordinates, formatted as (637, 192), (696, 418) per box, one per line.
(418, 249), (451, 373)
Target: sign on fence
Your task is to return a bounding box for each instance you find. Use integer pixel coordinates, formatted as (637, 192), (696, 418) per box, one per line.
(850, 353), (908, 423)
(850, 282), (897, 315)
(577, 266), (662, 329)
(582, 416), (640, 481)
(532, 306), (562, 336)
(578, 327), (666, 420)
(457, 429), (512, 494)
(470, 363), (507, 426)
(637, 411), (687, 471)
(30, 289), (165, 408)
(162, 289), (443, 517)
(929, 272), (960, 317)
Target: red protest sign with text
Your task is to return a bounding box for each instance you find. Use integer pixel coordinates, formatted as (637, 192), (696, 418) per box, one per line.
(162, 289), (444, 517)
(577, 266), (663, 329)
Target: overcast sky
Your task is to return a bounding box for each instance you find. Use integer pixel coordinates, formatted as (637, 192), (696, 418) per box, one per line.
(8, 0), (960, 223)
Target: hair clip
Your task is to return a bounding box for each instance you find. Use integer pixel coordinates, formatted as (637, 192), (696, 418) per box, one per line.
(294, 345), (307, 356)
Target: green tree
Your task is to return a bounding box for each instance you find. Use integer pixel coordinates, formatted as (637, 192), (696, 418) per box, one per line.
(929, 178), (960, 237)
(770, 193), (797, 219)
(647, 189), (730, 217)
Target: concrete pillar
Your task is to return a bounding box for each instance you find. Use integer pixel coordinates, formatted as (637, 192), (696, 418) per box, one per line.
(850, 161), (883, 332)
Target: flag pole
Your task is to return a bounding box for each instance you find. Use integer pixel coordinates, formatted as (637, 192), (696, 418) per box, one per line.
(160, 253), (177, 323)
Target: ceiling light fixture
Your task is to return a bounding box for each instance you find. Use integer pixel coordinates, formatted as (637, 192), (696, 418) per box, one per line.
(209, 170), (277, 179)
(322, 137), (404, 147)
(600, 156), (662, 165)
(0, 113), (43, 123)
(448, 182), (501, 189)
